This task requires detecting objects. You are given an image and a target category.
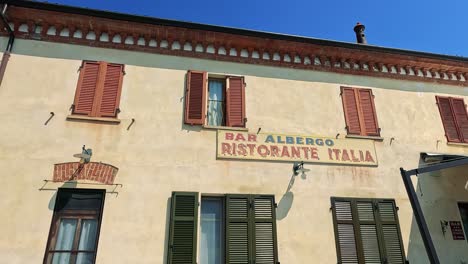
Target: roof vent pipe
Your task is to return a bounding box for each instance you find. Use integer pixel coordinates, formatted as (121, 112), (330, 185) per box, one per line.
(353, 22), (367, 44)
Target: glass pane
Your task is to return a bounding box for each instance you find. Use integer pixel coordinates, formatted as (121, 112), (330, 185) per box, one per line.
(207, 101), (224, 126)
(55, 219), (78, 250)
(458, 203), (468, 239)
(208, 80), (225, 126)
(55, 190), (103, 212)
(51, 253), (72, 264)
(200, 198), (224, 264)
(78, 219), (98, 251)
(208, 80), (224, 100)
(76, 253), (95, 264)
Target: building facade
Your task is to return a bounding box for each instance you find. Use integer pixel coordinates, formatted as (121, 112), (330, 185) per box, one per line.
(1, 1), (468, 263)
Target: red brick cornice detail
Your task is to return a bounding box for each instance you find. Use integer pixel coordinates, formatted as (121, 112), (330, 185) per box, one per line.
(4, 6), (468, 86)
(53, 162), (118, 184)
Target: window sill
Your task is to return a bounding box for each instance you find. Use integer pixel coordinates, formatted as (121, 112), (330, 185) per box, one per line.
(66, 115), (121, 124)
(203, 125), (248, 131)
(447, 142), (468, 147)
(345, 134), (384, 141)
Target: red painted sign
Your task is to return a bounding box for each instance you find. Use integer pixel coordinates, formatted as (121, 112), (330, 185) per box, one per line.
(450, 221), (465, 240)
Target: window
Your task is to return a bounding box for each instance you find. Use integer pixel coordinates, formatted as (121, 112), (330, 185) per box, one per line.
(184, 70), (246, 127)
(44, 189), (105, 264)
(200, 197), (224, 264)
(167, 192), (278, 264)
(458, 203), (468, 240)
(331, 197), (406, 264)
(72, 61), (124, 118)
(341, 87), (380, 137)
(436, 96), (468, 143)
(207, 79), (226, 126)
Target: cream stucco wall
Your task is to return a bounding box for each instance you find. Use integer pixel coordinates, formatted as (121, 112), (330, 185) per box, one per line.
(1, 37), (468, 263)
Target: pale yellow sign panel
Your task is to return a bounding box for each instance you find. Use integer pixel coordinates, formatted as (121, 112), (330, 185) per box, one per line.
(217, 130), (378, 166)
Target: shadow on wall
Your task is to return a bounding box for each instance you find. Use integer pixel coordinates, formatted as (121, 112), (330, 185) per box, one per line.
(47, 181), (78, 211)
(277, 173), (297, 220)
(163, 197), (171, 264)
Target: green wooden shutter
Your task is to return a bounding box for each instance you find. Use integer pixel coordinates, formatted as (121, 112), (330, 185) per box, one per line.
(252, 195), (278, 264)
(332, 198), (406, 264)
(226, 195), (250, 264)
(376, 200), (406, 264)
(356, 201), (382, 264)
(332, 199), (359, 263)
(168, 192), (198, 264)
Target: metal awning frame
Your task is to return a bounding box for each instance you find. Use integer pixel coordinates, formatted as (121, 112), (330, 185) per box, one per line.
(400, 156), (468, 264)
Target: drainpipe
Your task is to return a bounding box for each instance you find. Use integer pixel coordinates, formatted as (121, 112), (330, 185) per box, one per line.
(0, 3), (14, 86)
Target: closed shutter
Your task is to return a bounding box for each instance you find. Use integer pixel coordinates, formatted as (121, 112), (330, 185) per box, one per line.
(377, 201), (405, 264)
(98, 63), (124, 117)
(226, 195), (278, 264)
(253, 196), (278, 264)
(356, 202), (381, 264)
(358, 89), (379, 136)
(226, 77), (246, 127)
(436, 96), (462, 142)
(341, 87), (380, 136)
(226, 195), (250, 264)
(184, 70), (207, 125)
(168, 192), (198, 264)
(73, 61), (100, 115)
(331, 198), (405, 264)
(341, 87), (362, 135)
(332, 199), (359, 263)
(451, 98), (468, 143)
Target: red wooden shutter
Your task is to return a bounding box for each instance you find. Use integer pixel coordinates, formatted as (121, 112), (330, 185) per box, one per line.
(226, 76), (246, 127)
(451, 98), (468, 143)
(341, 87), (361, 135)
(97, 63), (124, 118)
(73, 61), (100, 116)
(437, 96), (461, 142)
(184, 70), (207, 125)
(358, 89), (380, 136)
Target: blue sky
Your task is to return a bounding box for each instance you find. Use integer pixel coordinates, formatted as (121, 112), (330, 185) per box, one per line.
(41, 0), (467, 57)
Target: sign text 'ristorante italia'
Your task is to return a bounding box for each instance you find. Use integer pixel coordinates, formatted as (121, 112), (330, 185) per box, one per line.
(217, 130), (378, 166)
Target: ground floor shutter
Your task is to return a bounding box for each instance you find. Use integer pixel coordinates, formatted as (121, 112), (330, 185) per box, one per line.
(253, 196), (278, 264)
(226, 194), (278, 264)
(226, 195), (250, 264)
(331, 198), (406, 264)
(168, 192), (198, 264)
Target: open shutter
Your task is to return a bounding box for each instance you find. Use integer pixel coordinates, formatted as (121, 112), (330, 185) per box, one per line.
(451, 98), (468, 143)
(358, 89), (380, 136)
(73, 61), (100, 116)
(184, 70), (207, 125)
(168, 192), (198, 264)
(332, 199), (359, 263)
(377, 201), (406, 264)
(98, 63), (124, 118)
(226, 77), (246, 127)
(252, 196), (278, 264)
(341, 87), (361, 135)
(226, 195), (250, 264)
(436, 96), (461, 142)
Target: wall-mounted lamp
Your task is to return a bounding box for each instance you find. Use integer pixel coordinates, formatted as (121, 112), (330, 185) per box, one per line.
(440, 220), (448, 237)
(73, 145), (93, 164)
(293, 161), (310, 176)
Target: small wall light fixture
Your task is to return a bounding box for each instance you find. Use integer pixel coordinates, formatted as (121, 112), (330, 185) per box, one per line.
(440, 220), (448, 237)
(73, 145), (93, 164)
(293, 161), (310, 176)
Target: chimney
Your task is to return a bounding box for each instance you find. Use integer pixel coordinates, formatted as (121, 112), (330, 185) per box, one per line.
(353, 22), (367, 44)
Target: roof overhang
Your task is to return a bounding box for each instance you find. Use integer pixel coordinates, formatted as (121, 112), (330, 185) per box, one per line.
(2, 0), (468, 86)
